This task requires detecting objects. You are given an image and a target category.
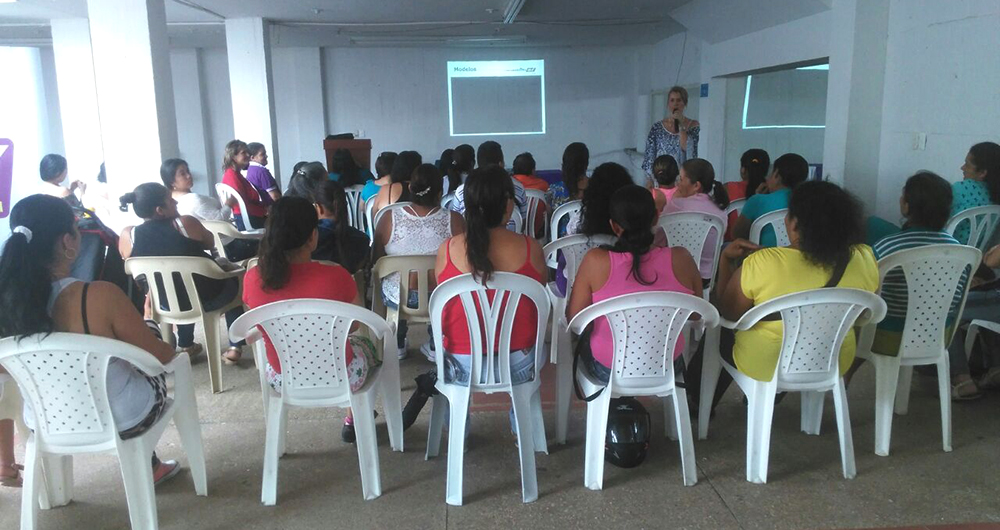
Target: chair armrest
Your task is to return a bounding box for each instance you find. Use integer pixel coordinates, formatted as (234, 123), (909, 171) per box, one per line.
(161, 351), (192, 375)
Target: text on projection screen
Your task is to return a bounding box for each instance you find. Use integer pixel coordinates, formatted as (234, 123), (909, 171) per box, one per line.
(448, 60), (546, 136)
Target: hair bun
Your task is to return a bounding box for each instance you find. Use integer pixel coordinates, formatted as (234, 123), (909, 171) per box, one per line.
(118, 192), (137, 212)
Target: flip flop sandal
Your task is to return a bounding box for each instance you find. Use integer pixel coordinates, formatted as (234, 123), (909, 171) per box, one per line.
(153, 460), (182, 487)
(951, 379), (983, 401)
(177, 343), (204, 357)
(222, 347), (242, 365)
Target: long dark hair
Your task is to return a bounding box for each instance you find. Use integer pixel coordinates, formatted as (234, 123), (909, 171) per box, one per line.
(331, 149), (362, 187)
(160, 158), (187, 189)
(902, 171), (952, 231)
(580, 162), (633, 237)
(561, 142), (589, 197)
(390, 151), (422, 184)
(257, 196), (318, 291)
(119, 182), (170, 219)
(463, 166), (514, 284)
(313, 180), (351, 264)
(410, 164), (444, 207)
(682, 158), (729, 209)
(773, 153), (809, 189)
(740, 149), (770, 198)
(788, 181), (864, 270)
(448, 144), (475, 194)
(0, 195), (77, 338)
(969, 142), (1000, 204)
(375, 151), (397, 178)
(285, 161), (327, 199)
(608, 185), (657, 286)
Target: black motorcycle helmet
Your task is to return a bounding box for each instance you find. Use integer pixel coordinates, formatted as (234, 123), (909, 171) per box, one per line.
(605, 397), (651, 468)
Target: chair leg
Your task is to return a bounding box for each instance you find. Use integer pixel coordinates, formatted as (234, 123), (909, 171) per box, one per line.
(894, 365), (914, 415)
(118, 442), (159, 530)
(173, 400), (208, 496)
(261, 400), (284, 506)
(671, 391), (698, 486)
(424, 396), (447, 460)
(663, 397), (677, 441)
(277, 406), (289, 457)
(352, 392), (383, 500)
(832, 378), (857, 479)
(511, 386), (539, 503)
(530, 387), (548, 455)
(445, 390), (470, 506)
(583, 391), (612, 491)
(159, 322), (174, 348)
(800, 391), (824, 435)
(380, 346), (405, 452)
(554, 328), (572, 445)
(21, 438), (41, 530)
(754, 384), (777, 484)
(873, 355), (901, 456)
(41, 455), (73, 508)
(936, 356), (952, 452)
(699, 327), (722, 440)
(203, 314), (224, 394)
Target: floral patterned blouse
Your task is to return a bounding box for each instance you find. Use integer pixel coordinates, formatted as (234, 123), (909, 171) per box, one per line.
(642, 120), (699, 175)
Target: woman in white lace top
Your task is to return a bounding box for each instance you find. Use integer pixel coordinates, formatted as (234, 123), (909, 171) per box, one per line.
(373, 163), (464, 360)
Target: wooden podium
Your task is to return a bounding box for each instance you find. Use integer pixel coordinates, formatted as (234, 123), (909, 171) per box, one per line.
(323, 138), (372, 172)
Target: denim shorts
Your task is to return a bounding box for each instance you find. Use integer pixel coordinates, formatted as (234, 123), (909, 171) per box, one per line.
(442, 347), (536, 386)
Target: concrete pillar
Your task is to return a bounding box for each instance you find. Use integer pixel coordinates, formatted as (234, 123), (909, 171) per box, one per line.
(50, 19), (104, 186)
(272, 47), (326, 174)
(225, 17), (280, 183)
(87, 0), (178, 200)
(822, 0), (890, 213)
(700, 77), (728, 181)
(170, 48), (214, 195)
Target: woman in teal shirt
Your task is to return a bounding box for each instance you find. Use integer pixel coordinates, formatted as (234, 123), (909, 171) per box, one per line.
(732, 153), (810, 247)
(950, 142), (1000, 245)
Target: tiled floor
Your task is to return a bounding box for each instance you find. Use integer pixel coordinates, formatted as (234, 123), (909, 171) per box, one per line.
(2, 328), (999, 529)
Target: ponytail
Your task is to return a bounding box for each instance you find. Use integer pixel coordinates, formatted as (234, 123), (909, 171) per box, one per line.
(313, 181), (351, 266)
(710, 179), (731, 210)
(463, 167), (514, 284)
(409, 164), (444, 207)
(607, 185), (657, 286)
(561, 142), (589, 197)
(257, 196), (318, 290)
(119, 182), (170, 218)
(682, 158), (729, 209)
(0, 195), (77, 338)
(740, 149), (770, 199)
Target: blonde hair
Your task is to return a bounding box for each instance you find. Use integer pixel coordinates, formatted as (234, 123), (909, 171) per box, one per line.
(668, 85), (689, 105)
(222, 139), (248, 171)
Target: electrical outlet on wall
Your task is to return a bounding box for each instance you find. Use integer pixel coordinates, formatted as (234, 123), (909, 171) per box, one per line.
(912, 132), (927, 150)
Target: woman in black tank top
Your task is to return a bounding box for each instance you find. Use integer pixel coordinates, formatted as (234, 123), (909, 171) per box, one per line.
(120, 183), (246, 363)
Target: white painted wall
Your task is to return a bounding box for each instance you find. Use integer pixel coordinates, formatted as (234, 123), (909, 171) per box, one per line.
(874, 0), (1000, 220)
(272, 47), (327, 181)
(50, 19), (104, 187)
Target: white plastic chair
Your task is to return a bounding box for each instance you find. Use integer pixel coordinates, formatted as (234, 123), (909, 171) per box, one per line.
(0, 333), (207, 530)
(549, 200), (582, 240)
(228, 299), (395, 505)
(424, 273), (550, 505)
(725, 198), (747, 220)
(364, 196), (378, 242)
(509, 208), (524, 234)
(344, 185), (366, 231)
(657, 212), (726, 296)
(215, 182), (256, 233)
(542, 234), (616, 445)
(200, 220), (264, 268)
(945, 205), (1000, 251)
(856, 245), (980, 456)
(749, 208), (790, 247)
(124, 256), (244, 394)
(698, 288), (886, 483)
(569, 292), (718, 489)
(370, 254), (439, 451)
(371, 201), (414, 241)
(523, 189), (549, 241)
(440, 192), (457, 211)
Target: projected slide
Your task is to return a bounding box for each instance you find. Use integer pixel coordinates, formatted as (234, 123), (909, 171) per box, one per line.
(447, 60), (545, 136)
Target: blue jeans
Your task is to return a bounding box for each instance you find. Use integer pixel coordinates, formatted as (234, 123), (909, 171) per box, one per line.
(442, 348), (536, 386)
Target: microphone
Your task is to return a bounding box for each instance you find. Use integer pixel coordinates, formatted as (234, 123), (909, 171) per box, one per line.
(675, 118), (680, 132)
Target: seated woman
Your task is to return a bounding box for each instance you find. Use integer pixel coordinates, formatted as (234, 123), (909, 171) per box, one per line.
(554, 162), (634, 296)
(567, 185), (703, 382)
(724, 149), (769, 241)
(0, 194), (183, 486)
(372, 151), (423, 216)
(434, 166), (546, 385)
(660, 158), (730, 281)
(950, 141), (1000, 245)
(119, 183), (245, 363)
(361, 151), (397, 202)
(732, 153), (809, 247)
(38, 153), (85, 208)
(312, 180), (371, 274)
(650, 154), (679, 210)
(373, 164), (464, 361)
(221, 139), (268, 230)
(285, 161), (327, 199)
(328, 148), (373, 188)
(243, 196), (380, 443)
(444, 144), (475, 195)
(549, 142), (589, 211)
(245, 142), (281, 206)
(690, 181), (878, 411)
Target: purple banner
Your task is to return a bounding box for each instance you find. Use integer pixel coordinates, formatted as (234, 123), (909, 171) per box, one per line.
(0, 139), (12, 219)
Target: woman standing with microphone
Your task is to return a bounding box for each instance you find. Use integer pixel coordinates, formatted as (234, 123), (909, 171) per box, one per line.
(642, 86), (700, 177)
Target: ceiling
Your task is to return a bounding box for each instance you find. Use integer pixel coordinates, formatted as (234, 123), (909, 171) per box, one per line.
(0, 0), (831, 48)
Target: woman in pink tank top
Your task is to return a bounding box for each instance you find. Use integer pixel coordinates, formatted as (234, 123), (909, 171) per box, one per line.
(567, 185), (704, 382)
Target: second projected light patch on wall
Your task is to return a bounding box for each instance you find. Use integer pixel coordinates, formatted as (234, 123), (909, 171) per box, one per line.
(448, 60), (545, 136)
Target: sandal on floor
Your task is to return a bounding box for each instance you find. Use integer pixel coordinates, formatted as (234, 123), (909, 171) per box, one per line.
(0, 463), (23, 488)
(977, 367), (1000, 391)
(951, 379), (983, 401)
(177, 343), (203, 358)
(153, 460), (181, 487)
(222, 347), (242, 365)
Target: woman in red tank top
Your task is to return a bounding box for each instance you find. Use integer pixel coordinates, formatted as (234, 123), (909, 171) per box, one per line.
(434, 166), (546, 386)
